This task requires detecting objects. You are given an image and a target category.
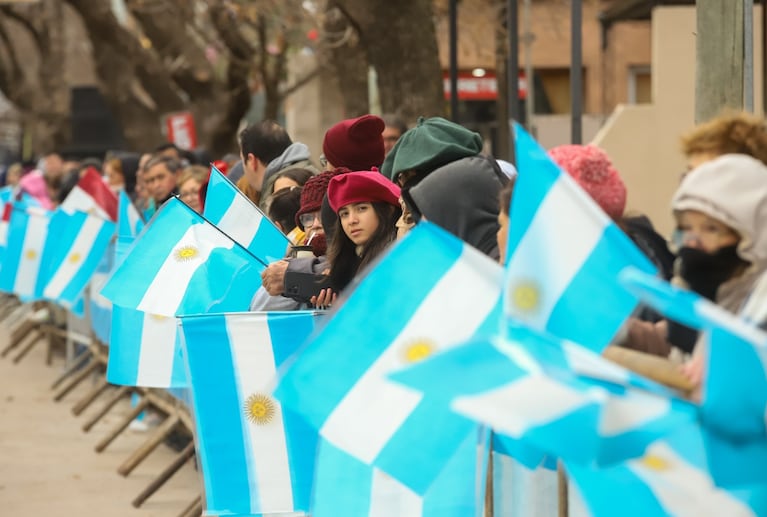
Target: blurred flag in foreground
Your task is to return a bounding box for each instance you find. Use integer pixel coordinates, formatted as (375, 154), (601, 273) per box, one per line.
(275, 222), (503, 494)
(505, 125), (655, 351)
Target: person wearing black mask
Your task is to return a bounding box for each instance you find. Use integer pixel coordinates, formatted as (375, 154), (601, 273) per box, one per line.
(624, 154), (767, 357)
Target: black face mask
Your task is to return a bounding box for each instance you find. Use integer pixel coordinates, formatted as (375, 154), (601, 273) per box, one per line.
(677, 244), (747, 301)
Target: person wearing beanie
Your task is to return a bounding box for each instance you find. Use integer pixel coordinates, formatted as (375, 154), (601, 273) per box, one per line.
(322, 171), (401, 299)
(322, 114), (385, 171)
(381, 116), (483, 186)
(548, 144), (626, 220)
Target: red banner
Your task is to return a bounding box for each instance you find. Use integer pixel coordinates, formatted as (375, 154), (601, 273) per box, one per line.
(165, 112), (198, 150)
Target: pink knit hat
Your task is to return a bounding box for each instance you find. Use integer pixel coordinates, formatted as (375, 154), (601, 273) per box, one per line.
(548, 144), (627, 220)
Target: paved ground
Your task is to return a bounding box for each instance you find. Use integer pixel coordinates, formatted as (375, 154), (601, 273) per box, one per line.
(0, 317), (200, 516)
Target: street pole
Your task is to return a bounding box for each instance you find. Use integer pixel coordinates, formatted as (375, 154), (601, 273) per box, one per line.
(744, 0), (754, 112)
(507, 0), (519, 165)
(571, 0), (583, 144)
(449, 0), (459, 122)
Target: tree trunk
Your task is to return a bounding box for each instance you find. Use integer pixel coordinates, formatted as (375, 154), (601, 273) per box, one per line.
(332, 0), (444, 122)
(321, 5), (369, 117)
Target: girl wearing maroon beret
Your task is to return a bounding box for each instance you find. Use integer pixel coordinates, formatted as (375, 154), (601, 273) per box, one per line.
(315, 171), (401, 306)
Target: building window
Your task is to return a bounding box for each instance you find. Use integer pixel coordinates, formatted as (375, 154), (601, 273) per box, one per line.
(628, 65), (652, 104)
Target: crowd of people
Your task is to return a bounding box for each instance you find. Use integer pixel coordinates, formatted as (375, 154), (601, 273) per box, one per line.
(4, 110), (767, 393)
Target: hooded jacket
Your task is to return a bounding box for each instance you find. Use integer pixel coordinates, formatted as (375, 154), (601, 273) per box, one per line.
(404, 155), (507, 260)
(259, 143), (317, 211)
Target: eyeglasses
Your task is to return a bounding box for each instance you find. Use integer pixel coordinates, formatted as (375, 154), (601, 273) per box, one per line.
(299, 211), (321, 228)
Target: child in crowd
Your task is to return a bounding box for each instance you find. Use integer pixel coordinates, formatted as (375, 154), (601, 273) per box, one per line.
(312, 171), (401, 308)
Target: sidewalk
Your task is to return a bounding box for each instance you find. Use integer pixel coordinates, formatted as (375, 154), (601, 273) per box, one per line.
(0, 328), (200, 516)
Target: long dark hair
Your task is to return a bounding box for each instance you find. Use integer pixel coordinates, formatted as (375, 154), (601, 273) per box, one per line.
(327, 202), (400, 291)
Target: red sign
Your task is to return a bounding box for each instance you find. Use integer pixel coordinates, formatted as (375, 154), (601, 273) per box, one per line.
(165, 112), (198, 150)
(443, 72), (527, 100)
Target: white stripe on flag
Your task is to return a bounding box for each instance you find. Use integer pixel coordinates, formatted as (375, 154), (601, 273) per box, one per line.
(127, 203), (141, 236)
(90, 273), (111, 310)
(320, 246), (502, 463)
(631, 442), (755, 517)
(369, 470), (423, 516)
(505, 177), (606, 326)
(62, 186), (110, 220)
(14, 217), (47, 296)
(137, 224), (234, 314)
(452, 376), (595, 438)
(228, 317), (294, 513)
(599, 392), (670, 436)
(135, 314), (178, 386)
(44, 217), (104, 299)
(216, 192), (262, 248)
(0, 221), (8, 247)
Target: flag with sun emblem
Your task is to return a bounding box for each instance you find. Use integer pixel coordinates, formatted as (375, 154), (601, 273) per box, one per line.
(504, 125), (656, 352)
(389, 328), (696, 469)
(567, 422), (767, 517)
(274, 222), (504, 495)
(101, 197), (264, 317)
(204, 166), (290, 263)
(41, 209), (115, 314)
(0, 204), (51, 299)
(311, 428), (489, 517)
(180, 311), (321, 516)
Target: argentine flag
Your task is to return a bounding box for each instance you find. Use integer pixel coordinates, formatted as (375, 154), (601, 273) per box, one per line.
(106, 307), (185, 387)
(180, 311), (321, 516)
(311, 429), (488, 517)
(204, 166), (290, 263)
(101, 197), (264, 317)
(275, 222), (504, 494)
(0, 186), (14, 248)
(505, 125), (656, 351)
(567, 422), (767, 517)
(42, 209), (115, 313)
(89, 255), (113, 343)
(390, 328), (696, 467)
(0, 205), (51, 299)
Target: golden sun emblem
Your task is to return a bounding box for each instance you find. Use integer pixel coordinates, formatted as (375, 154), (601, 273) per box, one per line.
(244, 394), (277, 425)
(173, 245), (199, 262)
(639, 454), (670, 471)
(509, 280), (540, 313)
(24, 249), (37, 260)
(68, 252), (82, 264)
(402, 339), (436, 364)
(149, 313), (169, 321)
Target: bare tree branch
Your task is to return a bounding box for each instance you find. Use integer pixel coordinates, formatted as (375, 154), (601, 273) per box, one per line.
(0, 5), (45, 54)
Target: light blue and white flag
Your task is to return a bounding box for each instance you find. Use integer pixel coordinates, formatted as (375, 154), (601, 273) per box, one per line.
(204, 166), (290, 263)
(620, 267), (767, 486)
(311, 428), (488, 517)
(180, 311), (321, 516)
(106, 307), (184, 388)
(42, 209), (115, 313)
(101, 197), (264, 317)
(567, 422), (767, 517)
(390, 327), (696, 467)
(0, 186), (14, 248)
(504, 125), (656, 352)
(275, 222), (503, 494)
(118, 190), (144, 239)
(0, 205), (51, 299)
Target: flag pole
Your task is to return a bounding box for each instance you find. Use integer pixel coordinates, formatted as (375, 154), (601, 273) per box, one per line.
(485, 443), (494, 517)
(557, 461), (568, 517)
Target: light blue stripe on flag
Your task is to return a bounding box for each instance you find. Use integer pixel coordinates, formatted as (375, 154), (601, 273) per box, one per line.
(101, 197), (264, 317)
(106, 305), (185, 388)
(567, 422), (767, 517)
(204, 166), (290, 263)
(180, 311), (320, 516)
(0, 206), (51, 299)
(505, 125), (656, 351)
(311, 428), (488, 517)
(118, 190), (144, 239)
(275, 222), (504, 494)
(42, 209), (116, 312)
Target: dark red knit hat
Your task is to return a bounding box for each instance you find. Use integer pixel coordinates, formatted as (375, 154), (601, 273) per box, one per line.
(327, 171), (401, 213)
(295, 169), (344, 229)
(322, 115), (385, 171)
